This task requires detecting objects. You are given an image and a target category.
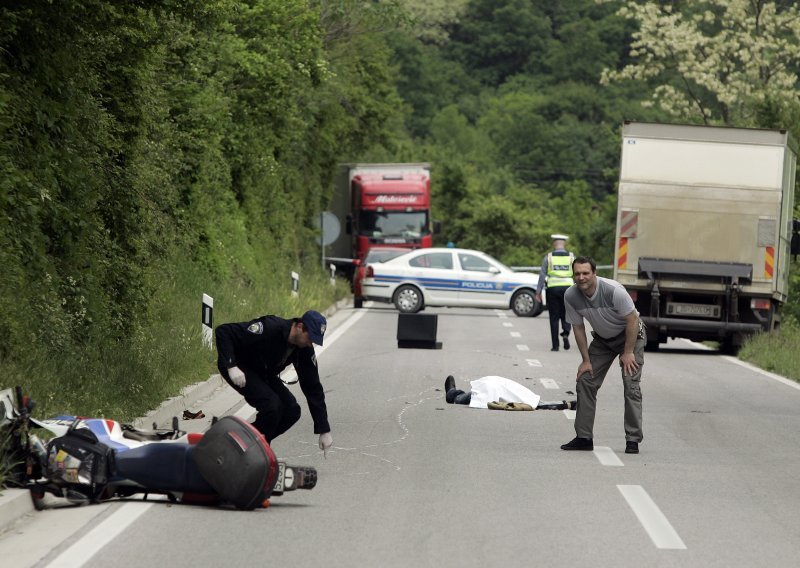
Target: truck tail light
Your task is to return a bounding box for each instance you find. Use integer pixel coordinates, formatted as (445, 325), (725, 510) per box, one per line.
(750, 298), (770, 311)
(366, 266), (374, 278)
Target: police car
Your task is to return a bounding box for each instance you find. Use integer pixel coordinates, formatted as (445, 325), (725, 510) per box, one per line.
(360, 247), (545, 316)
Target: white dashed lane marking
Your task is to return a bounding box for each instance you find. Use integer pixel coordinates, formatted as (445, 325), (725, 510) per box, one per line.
(502, 322), (512, 327)
(593, 447), (624, 467)
(516, 344), (529, 351)
(510, 331), (521, 338)
(540, 378), (559, 389)
(618, 485), (687, 550)
(526, 359), (542, 367)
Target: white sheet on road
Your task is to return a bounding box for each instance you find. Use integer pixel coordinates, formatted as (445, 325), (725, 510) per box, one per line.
(467, 376), (541, 409)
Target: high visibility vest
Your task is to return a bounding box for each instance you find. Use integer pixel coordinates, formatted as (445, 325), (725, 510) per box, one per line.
(546, 251), (574, 288)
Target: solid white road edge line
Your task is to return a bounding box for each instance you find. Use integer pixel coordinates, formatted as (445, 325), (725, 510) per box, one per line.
(723, 354), (800, 392)
(679, 338), (800, 392)
(239, 307), (369, 420)
(593, 446), (623, 467)
(617, 485), (687, 550)
(46, 502), (154, 568)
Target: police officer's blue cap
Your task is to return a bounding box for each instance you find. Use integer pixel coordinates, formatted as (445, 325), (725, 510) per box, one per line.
(301, 310), (327, 346)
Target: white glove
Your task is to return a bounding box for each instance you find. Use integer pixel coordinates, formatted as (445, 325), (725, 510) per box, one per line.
(228, 366), (246, 388)
(318, 432), (333, 458)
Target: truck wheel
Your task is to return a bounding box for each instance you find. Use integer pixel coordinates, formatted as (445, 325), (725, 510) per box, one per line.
(720, 336), (739, 355)
(645, 339), (660, 352)
(354, 296), (363, 309)
(512, 289), (540, 317)
(394, 285), (423, 313)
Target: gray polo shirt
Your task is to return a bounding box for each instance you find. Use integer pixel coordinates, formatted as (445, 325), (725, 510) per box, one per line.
(564, 277), (638, 339)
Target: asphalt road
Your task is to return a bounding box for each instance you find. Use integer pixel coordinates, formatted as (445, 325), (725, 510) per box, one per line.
(3, 303), (800, 567)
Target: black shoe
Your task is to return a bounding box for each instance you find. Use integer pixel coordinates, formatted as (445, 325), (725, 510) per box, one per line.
(563, 337), (570, 350)
(561, 437), (593, 451)
(551, 347), (559, 352)
(625, 441), (639, 454)
(444, 375), (455, 393)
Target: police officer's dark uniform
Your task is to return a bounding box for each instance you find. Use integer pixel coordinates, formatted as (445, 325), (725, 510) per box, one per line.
(215, 314), (330, 444)
(536, 234), (575, 351)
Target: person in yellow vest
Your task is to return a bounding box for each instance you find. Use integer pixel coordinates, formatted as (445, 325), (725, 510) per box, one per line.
(535, 234), (575, 351)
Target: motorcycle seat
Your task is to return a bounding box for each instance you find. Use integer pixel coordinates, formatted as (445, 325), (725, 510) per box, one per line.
(114, 443), (214, 494)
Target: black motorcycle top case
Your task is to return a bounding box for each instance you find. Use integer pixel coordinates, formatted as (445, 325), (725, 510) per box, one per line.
(192, 416), (279, 510)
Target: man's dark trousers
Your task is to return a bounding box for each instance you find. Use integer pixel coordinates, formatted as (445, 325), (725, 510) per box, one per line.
(546, 286), (571, 349)
(220, 366), (301, 443)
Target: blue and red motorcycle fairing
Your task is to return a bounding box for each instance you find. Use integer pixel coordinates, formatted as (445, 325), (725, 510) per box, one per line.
(1, 387), (316, 510)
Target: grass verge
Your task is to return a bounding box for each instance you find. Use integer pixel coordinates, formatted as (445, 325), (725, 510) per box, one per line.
(0, 262), (350, 424)
(738, 318), (800, 382)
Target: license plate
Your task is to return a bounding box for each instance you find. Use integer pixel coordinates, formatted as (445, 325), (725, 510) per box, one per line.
(667, 302), (719, 318)
(274, 461), (286, 492)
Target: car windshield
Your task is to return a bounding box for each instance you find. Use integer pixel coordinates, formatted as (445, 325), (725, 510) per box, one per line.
(366, 248), (408, 263)
(359, 211), (428, 238)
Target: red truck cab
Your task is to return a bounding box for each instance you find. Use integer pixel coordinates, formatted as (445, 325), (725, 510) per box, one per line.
(349, 172), (437, 261)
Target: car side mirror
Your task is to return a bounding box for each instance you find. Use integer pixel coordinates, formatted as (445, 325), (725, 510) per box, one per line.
(352, 259), (361, 267)
(488, 266), (500, 275)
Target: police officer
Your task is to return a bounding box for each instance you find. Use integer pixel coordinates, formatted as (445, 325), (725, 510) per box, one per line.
(215, 310), (333, 457)
(535, 234), (574, 351)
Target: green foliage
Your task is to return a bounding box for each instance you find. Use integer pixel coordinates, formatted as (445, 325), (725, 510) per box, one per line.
(1, 0), (797, 418)
(0, 1), (405, 414)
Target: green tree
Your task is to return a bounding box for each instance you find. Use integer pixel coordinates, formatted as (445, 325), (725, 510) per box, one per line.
(599, 0), (800, 127)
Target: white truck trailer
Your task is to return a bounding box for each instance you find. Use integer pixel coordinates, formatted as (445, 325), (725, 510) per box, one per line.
(613, 121), (800, 352)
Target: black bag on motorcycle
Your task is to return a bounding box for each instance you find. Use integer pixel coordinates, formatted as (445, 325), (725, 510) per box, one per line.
(46, 427), (114, 500)
(192, 416), (279, 510)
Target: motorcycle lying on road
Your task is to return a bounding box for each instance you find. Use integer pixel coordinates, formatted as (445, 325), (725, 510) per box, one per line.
(0, 386), (316, 510)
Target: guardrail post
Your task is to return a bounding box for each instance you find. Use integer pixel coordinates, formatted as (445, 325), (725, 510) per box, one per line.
(329, 263), (336, 286)
(291, 271), (299, 297)
(202, 294), (213, 349)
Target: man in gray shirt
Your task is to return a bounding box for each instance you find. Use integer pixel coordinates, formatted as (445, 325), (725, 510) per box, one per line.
(561, 256), (645, 454)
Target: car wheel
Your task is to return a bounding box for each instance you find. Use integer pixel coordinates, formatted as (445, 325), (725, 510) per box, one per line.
(354, 296), (363, 309)
(394, 285), (423, 313)
(512, 289), (539, 317)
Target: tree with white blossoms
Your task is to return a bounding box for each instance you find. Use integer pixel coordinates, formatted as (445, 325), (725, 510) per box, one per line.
(598, 0), (800, 127)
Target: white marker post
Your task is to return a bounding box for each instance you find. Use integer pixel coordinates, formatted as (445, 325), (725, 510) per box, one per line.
(291, 271), (299, 297)
(202, 294), (213, 350)
(329, 263), (336, 286)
